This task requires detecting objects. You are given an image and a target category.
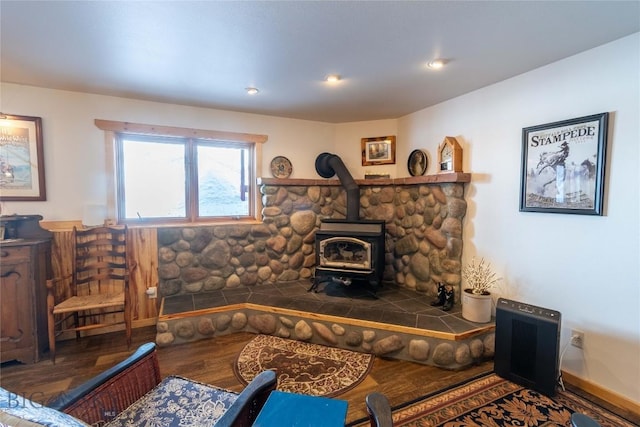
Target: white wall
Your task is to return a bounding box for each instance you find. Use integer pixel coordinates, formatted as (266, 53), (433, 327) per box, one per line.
(334, 119), (398, 178)
(1, 33), (638, 402)
(399, 33), (640, 402)
(0, 85), (338, 219)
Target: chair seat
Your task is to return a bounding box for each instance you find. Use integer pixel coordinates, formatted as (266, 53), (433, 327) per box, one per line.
(53, 292), (125, 314)
(104, 376), (239, 426)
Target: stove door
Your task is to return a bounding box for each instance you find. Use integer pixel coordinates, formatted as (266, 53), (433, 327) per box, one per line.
(318, 236), (371, 271)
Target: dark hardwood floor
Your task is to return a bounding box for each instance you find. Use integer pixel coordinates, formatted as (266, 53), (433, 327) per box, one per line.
(0, 326), (493, 423)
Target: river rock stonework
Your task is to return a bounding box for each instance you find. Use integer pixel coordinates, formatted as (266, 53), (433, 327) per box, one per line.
(156, 307), (495, 369)
(157, 181), (467, 301)
(154, 178), (494, 370)
(156, 307), (495, 370)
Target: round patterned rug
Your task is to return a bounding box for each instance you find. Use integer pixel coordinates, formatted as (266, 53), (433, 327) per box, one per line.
(234, 334), (374, 397)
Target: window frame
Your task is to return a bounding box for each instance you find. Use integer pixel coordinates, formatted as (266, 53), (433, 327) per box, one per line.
(95, 119), (267, 226)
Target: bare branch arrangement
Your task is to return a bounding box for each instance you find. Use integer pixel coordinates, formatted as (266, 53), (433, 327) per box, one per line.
(462, 257), (501, 295)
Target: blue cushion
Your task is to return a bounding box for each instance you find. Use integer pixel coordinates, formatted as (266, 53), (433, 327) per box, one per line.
(0, 387), (89, 427)
(104, 376), (238, 426)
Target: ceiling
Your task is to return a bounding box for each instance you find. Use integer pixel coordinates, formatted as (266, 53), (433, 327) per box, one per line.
(1, 1), (638, 124)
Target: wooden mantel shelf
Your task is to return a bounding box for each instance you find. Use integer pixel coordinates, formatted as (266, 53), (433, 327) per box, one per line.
(258, 172), (471, 187)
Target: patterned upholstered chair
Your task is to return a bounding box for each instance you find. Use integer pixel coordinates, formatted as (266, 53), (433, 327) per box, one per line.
(0, 343), (277, 427)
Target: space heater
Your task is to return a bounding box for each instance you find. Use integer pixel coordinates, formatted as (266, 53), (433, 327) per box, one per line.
(494, 298), (561, 397)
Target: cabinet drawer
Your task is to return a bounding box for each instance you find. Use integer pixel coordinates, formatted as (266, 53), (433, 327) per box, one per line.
(0, 246), (31, 262)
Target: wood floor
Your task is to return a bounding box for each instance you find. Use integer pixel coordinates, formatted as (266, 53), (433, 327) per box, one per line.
(0, 326), (494, 424)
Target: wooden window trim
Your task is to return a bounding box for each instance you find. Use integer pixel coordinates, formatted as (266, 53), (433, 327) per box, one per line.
(94, 119), (268, 144)
(95, 119), (266, 225)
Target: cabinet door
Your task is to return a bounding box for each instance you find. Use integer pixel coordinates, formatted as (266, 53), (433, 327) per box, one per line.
(0, 247), (35, 363)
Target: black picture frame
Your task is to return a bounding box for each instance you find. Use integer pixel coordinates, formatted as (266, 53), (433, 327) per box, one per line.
(407, 149), (427, 176)
(519, 112), (609, 215)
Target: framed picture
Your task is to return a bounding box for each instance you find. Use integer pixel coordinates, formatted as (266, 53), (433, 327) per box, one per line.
(361, 136), (396, 166)
(0, 114), (46, 201)
(520, 112), (609, 215)
(407, 149), (428, 176)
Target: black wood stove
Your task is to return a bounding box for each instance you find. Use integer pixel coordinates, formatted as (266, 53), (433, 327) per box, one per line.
(314, 219), (385, 292)
(311, 153), (386, 293)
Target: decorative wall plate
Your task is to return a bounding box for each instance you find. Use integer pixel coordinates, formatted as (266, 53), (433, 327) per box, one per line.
(270, 156), (293, 178)
(408, 149), (428, 176)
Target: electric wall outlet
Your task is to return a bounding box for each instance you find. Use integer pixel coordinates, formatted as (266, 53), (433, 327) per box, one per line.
(570, 330), (584, 349)
(146, 287), (158, 299)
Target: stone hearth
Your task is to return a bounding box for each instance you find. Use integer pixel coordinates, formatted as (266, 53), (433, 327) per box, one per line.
(155, 174), (495, 369)
(157, 279), (495, 369)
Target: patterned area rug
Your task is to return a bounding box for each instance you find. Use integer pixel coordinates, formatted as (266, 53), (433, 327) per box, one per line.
(234, 334), (374, 397)
(350, 372), (635, 427)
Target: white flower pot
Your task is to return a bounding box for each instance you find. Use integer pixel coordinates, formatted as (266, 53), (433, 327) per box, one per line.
(462, 289), (492, 323)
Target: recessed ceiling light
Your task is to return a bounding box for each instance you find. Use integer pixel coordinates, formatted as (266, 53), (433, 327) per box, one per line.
(326, 74), (341, 83)
(246, 87), (259, 95)
(427, 59), (446, 69)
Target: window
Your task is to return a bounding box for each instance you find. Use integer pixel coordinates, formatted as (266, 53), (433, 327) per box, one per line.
(116, 134), (253, 223)
(95, 120), (267, 225)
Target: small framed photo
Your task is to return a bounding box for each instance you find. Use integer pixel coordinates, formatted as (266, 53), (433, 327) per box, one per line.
(0, 114), (46, 201)
(520, 112), (609, 215)
(361, 136), (396, 166)
(408, 149), (428, 176)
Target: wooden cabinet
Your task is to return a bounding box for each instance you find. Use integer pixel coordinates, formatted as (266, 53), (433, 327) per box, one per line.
(0, 215), (52, 364)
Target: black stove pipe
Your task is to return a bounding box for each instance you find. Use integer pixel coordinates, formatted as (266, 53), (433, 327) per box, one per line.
(315, 152), (360, 221)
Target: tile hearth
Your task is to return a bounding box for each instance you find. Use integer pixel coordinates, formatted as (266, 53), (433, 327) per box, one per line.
(157, 279), (496, 369)
(160, 279), (491, 336)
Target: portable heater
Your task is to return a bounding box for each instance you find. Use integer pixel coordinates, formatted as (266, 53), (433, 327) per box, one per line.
(494, 298), (561, 397)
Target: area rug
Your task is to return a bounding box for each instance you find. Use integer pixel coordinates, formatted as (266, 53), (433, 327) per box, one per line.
(234, 334), (374, 397)
(349, 372), (635, 427)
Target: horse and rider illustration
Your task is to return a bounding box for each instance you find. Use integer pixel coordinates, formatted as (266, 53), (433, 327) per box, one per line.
(528, 139), (598, 206)
(534, 141), (570, 194)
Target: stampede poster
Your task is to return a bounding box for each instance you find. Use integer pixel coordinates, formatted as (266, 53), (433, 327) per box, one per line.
(520, 113), (608, 215)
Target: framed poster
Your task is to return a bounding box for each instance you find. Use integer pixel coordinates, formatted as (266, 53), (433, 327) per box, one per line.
(519, 112), (608, 215)
(0, 114), (46, 201)
(361, 136), (396, 166)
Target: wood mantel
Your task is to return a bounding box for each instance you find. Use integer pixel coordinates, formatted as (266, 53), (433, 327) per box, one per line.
(258, 172), (471, 186)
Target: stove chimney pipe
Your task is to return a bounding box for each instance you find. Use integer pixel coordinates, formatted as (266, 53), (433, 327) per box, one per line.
(315, 153), (360, 221)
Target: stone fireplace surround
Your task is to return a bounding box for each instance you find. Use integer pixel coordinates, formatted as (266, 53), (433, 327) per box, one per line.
(156, 174), (496, 369)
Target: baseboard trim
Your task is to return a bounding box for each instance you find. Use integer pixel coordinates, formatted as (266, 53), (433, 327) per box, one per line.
(561, 370), (640, 417)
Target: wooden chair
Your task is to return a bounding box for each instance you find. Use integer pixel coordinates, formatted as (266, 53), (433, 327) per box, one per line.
(48, 342), (161, 423)
(366, 392), (394, 427)
(2, 342), (277, 426)
(46, 225), (132, 363)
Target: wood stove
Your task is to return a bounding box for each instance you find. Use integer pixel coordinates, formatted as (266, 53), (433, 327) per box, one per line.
(313, 219), (385, 292)
(311, 153), (386, 293)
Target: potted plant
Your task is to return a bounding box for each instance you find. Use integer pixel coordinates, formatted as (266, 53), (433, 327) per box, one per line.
(461, 257), (501, 323)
